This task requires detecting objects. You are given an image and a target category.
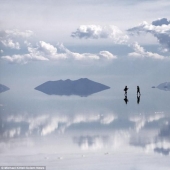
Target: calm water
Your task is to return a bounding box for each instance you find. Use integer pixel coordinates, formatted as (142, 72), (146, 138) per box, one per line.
(0, 80), (170, 170)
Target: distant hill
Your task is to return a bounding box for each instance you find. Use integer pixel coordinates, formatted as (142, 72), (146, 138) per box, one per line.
(0, 84), (10, 93)
(156, 82), (170, 91)
(35, 78), (110, 96)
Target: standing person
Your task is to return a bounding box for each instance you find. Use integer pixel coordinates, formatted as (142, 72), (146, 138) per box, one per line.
(124, 86), (128, 96)
(137, 86), (141, 96)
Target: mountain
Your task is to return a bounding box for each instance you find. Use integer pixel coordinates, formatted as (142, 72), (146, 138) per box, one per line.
(35, 78), (110, 96)
(156, 82), (170, 91)
(0, 84), (10, 93)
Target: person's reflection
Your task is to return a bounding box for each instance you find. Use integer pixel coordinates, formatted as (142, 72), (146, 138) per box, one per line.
(124, 96), (129, 104)
(137, 95), (140, 104)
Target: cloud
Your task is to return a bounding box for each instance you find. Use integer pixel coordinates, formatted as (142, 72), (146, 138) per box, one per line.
(0, 29), (33, 50)
(0, 29), (117, 64)
(1, 39), (20, 49)
(128, 42), (167, 60)
(0, 29), (33, 39)
(71, 23), (169, 60)
(71, 25), (128, 44)
(152, 18), (170, 26)
(5, 29), (33, 38)
(128, 18), (170, 52)
(99, 51), (117, 60)
(2, 53), (48, 64)
(2, 41), (117, 64)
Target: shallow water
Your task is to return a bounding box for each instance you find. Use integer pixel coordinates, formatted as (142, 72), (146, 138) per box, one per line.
(0, 82), (170, 170)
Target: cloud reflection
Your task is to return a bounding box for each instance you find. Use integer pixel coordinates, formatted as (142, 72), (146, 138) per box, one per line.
(130, 117), (170, 156)
(3, 127), (21, 138)
(5, 113), (117, 136)
(145, 141), (170, 156)
(73, 135), (109, 150)
(1, 110), (170, 156)
(73, 131), (130, 151)
(129, 112), (164, 132)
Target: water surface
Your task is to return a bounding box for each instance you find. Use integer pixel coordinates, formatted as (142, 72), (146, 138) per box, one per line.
(0, 80), (170, 170)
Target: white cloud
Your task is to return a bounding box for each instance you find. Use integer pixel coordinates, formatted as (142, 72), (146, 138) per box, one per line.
(128, 42), (167, 60)
(2, 41), (117, 64)
(71, 25), (128, 44)
(37, 41), (58, 56)
(28, 41), (67, 60)
(99, 51), (117, 60)
(2, 53), (48, 64)
(1, 39), (20, 49)
(5, 29), (33, 38)
(128, 18), (170, 52)
(0, 29), (33, 50)
(70, 22), (169, 61)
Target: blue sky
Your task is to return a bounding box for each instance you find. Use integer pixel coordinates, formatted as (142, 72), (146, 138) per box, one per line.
(0, 0), (170, 86)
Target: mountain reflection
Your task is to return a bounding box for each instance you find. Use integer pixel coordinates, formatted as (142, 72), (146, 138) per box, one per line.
(0, 84), (10, 93)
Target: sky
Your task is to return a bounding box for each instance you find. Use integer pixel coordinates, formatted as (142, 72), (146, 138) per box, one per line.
(0, 0), (170, 93)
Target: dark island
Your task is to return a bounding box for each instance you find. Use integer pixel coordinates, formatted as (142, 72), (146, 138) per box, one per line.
(156, 82), (170, 91)
(35, 78), (110, 96)
(0, 84), (10, 93)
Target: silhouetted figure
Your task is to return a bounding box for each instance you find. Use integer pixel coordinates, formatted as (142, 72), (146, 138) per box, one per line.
(137, 95), (140, 104)
(124, 86), (128, 96)
(124, 96), (129, 104)
(137, 86), (140, 96)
